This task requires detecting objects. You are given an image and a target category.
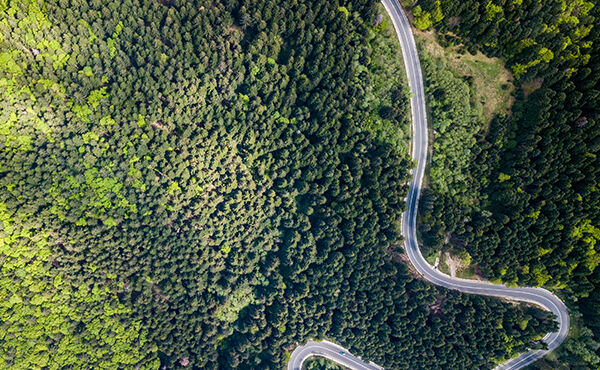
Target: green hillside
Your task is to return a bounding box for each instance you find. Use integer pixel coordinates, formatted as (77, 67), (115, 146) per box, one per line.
(1, 0), (557, 368)
(414, 0), (600, 367)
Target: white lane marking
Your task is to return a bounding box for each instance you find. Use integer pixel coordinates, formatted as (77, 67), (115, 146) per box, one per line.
(295, 345), (379, 370)
(287, 1), (568, 369)
(383, 0), (568, 368)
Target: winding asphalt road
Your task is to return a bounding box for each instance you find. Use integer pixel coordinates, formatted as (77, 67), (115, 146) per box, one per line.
(288, 1), (569, 369)
(287, 340), (382, 370)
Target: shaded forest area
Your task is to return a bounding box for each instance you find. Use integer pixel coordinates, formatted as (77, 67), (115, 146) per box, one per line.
(1, 0), (555, 368)
(414, 0), (600, 367)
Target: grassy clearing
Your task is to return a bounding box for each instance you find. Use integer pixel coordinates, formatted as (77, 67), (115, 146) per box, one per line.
(415, 30), (514, 127)
(423, 244), (478, 278)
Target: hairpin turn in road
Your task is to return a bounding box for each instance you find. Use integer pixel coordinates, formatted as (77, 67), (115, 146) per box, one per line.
(287, 1), (569, 369)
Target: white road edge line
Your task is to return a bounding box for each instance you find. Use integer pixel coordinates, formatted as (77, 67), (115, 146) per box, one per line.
(287, 1), (569, 369)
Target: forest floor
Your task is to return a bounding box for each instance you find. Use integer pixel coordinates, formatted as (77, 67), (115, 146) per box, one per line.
(414, 30), (514, 128)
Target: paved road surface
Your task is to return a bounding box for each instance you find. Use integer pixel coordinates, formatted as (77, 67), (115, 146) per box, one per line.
(287, 1), (569, 369)
(287, 340), (382, 370)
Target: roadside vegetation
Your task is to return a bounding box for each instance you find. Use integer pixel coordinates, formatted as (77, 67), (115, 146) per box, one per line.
(0, 0), (559, 368)
(416, 29), (516, 274)
(413, 0), (600, 367)
(417, 42), (489, 263)
(416, 30), (514, 126)
(363, 4), (411, 154)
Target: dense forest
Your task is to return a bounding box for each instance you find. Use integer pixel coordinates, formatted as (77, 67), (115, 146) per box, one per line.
(413, 0), (600, 367)
(1, 0), (558, 368)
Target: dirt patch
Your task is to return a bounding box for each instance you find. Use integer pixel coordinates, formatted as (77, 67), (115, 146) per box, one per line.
(444, 252), (465, 278)
(415, 30), (515, 125)
(151, 120), (167, 131)
(283, 344), (296, 352)
(521, 77), (544, 101)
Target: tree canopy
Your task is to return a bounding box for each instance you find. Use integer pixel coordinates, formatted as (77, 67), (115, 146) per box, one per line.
(414, 0), (600, 367)
(1, 0), (557, 368)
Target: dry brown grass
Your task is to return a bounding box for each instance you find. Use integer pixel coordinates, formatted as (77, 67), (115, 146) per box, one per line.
(415, 30), (515, 125)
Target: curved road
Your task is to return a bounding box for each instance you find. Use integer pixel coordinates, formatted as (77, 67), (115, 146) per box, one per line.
(288, 1), (569, 369)
(287, 340), (382, 370)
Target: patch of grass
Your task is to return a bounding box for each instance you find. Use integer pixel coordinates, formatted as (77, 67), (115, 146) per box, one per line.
(456, 265), (476, 279)
(438, 252), (450, 275)
(425, 251), (438, 265)
(415, 30), (514, 127)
